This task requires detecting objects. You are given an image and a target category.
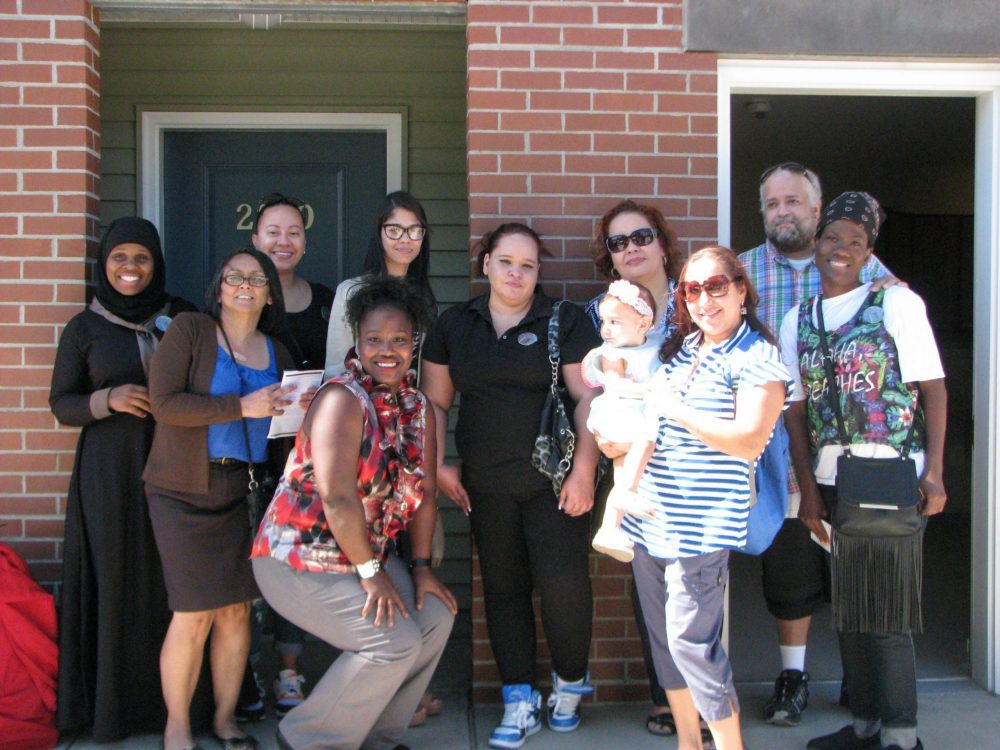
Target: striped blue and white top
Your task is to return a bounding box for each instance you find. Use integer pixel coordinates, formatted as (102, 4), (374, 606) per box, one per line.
(622, 322), (792, 559)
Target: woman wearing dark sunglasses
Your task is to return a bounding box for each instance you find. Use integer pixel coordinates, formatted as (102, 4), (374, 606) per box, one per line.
(324, 190), (436, 377)
(610, 246), (791, 750)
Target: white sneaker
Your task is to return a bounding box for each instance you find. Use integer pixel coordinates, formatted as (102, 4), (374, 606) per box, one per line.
(273, 669), (306, 716)
(609, 487), (656, 520)
(546, 671), (593, 733)
(592, 526), (634, 563)
(489, 684), (542, 749)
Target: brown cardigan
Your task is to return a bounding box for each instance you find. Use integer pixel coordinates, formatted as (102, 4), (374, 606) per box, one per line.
(143, 312), (294, 494)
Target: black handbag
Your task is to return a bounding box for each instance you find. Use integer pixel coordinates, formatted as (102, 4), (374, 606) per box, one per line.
(530, 301), (576, 496)
(816, 295), (923, 538)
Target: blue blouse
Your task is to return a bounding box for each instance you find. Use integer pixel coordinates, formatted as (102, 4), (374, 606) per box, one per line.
(207, 340), (278, 463)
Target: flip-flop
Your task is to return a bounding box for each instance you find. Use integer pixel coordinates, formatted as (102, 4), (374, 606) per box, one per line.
(646, 711), (676, 736)
(420, 693), (444, 717)
(408, 705), (428, 727)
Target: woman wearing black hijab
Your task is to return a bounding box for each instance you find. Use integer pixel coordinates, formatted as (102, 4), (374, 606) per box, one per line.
(50, 217), (196, 742)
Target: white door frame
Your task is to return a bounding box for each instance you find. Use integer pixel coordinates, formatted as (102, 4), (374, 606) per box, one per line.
(138, 110), (404, 230)
(717, 58), (1000, 692)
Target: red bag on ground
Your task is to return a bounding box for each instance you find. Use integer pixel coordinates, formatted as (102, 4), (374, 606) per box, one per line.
(0, 542), (58, 750)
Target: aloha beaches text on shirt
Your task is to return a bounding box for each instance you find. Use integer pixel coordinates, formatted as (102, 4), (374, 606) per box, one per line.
(799, 338), (877, 402)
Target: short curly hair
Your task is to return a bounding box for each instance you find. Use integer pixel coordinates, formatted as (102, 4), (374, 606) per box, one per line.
(345, 276), (436, 342)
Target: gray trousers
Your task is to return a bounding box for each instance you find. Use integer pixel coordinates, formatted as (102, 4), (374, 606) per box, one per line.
(253, 554), (454, 750)
(631, 546), (740, 723)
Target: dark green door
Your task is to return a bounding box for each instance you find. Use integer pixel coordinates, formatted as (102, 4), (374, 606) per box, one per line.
(162, 129), (387, 307)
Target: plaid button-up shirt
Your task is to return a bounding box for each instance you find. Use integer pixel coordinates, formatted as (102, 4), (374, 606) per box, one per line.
(738, 240), (889, 507)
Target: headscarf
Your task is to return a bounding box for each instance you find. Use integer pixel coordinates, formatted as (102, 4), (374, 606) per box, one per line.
(816, 191), (886, 248)
(95, 216), (168, 324)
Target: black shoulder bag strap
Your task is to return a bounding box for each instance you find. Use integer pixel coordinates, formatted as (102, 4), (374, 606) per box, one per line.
(217, 324), (261, 494)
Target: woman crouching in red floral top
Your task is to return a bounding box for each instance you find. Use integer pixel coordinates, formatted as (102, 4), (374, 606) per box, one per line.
(251, 277), (457, 750)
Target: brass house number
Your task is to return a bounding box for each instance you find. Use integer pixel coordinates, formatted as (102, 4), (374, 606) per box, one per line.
(235, 203), (315, 231)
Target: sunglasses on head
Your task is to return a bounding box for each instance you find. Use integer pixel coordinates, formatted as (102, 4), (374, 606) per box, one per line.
(256, 193), (306, 216)
(605, 227), (657, 254)
(679, 274), (735, 303)
(759, 162), (807, 185)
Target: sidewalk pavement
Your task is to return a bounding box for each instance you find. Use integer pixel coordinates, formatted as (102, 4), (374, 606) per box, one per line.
(58, 678), (1000, 749)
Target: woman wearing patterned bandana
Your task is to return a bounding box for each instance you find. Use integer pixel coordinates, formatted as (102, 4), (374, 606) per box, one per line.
(780, 192), (947, 750)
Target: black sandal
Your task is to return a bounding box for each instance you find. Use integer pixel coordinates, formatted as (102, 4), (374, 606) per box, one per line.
(645, 711), (676, 736)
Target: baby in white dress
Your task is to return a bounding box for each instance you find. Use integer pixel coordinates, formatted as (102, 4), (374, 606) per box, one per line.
(583, 280), (662, 562)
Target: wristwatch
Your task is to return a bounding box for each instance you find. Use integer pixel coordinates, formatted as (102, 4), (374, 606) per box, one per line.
(409, 557), (433, 573)
(355, 558), (381, 580)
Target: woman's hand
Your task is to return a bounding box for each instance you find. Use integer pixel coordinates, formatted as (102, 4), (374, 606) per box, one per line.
(919, 470), (947, 516)
(437, 464), (470, 515)
(412, 566), (458, 615)
(644, 383), (684, 421)
(240, 383), (295, 418)
(360, 570), (408, 628)
(869, 275), (907, 292)
(592, 429), (628, 459)
(558, 465), (595, 517)
(297, 385), (318, 412)
(108, 384), (151, 418)
(797, 480), (829, 545)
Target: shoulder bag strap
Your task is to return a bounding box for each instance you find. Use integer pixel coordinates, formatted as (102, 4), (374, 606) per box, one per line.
(546, 301), (563, 390)
(217, 324), (259, 491)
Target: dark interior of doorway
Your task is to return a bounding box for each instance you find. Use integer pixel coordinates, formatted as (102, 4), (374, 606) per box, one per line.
(727, 93), (975, 685)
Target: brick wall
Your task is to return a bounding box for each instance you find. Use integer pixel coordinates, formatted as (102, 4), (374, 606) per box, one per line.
(0, 0), (100, 590)
(466, 0), (719, 702)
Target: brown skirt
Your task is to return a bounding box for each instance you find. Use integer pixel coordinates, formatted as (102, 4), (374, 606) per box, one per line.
(146, 463), (259, 612)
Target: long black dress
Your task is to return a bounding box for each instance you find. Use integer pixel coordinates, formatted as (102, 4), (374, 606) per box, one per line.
(51, 298), (194, 742)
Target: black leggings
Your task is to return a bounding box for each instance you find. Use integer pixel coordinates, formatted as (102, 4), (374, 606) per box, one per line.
(469, 485), (593, 685)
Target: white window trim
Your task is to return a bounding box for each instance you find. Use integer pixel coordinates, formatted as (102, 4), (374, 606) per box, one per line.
(717, 58), (1000, 692)
(139, 110), (404, 231)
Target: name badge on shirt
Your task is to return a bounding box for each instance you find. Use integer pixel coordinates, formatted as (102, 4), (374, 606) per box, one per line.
(517, 332), (538, 346)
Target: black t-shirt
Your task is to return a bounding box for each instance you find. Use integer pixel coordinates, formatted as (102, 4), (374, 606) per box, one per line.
(422, 289), (599, 495)
(282, 281), (334, 370)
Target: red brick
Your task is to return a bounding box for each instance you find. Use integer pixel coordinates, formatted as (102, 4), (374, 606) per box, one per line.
(56, 193), (91, 214)
(54, 19), (99, 47)
(20, 260), (80, 280)
(0, 345), (21, 363)
(629, 154), (690, 175)
(22, 343), (59, 366)
(25, 473), (73, 494)
(0, 496), (57, 516)
(564, 71), (624, 90)
(55, 237), (91, 259)
(23, 85), (97, 108)
(0, 149), (52, 169)
(23, 388), (55, 410)
(0, 452), (57, 473)
(626, 72), (687, 93)
(659, 176), (717, 197)
(467, 89), (526, 111)
(500, 25), (561, 45)
(22, 215), (90, 238)
(594, 92), (654, 112)
(467, 173), (527, 195)
(594, 175), (656, 196)
(1, 540), (57, 561)
(657, 133), (715, 154)
(689, 73), (718, 93)
(0, 87), (19, 105)
(0, 407), (57, 431)
(0, 238), (54, 257)
(690, 114), (717, 134)
(0, 194), (54, 213)
(467, 69), (498, 89)
(565, 153), (626, 174)
(466, 25), (498, 45)
(658, 51), (718, 72)
(0, 390), (21, 409)
(500, 70), (562, 91)
(467, 49), (531, 69)
(533, 175), (592, 195)
(469, 132), (525, 151)
(594, 51), (656, 72)
(0, 42), (15, 60)
(528, 132), (590, 152)
(531, 218), (593, 239)
(467, 2), (530, 23)
(0, 19), (52, 39)
(22, 42), (87, 63)
(690, 197), (718, 217)
(0, 63), (53, 84)
(466, 111), (499, 131)
(533, 50), (593, 70)
(531, 3), (593, 24)
(563, 26), (623, 48)
(593, 132), (655, 152)
(628, 28), (683, 49)
(0, 130), (17, 148)
(629, 113), (689, 134)
(500, 153), (562, 173)
(597, 4), (659, 24)
(0, 282), (55, 302)
(466, 153), (498, 173)
(530, 91), (590, 111)
(499, 111), (561, 132)
(659, 93), (716, 114)
(500, 196), (563, 215)
(690, 155), (717, 176)
(21, 0), (90, 14)
(564, 112), (626, 132)
(56, 282), (87, 303)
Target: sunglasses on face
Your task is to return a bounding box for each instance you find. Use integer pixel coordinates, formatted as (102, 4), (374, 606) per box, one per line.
(223, 273), (269, 288)
(605, 227), (657, 254)
(759, 162), (807, 185)
(383, 223), (427, 241)
(679, 274), (734, 303)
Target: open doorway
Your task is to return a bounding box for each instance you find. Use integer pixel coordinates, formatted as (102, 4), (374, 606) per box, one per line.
(726, 93), (975, 685)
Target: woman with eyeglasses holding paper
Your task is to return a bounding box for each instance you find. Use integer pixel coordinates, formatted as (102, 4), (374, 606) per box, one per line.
(324, 191), (436, 377)
(615, 246), (791, 750)
(144, 248), (295, 750)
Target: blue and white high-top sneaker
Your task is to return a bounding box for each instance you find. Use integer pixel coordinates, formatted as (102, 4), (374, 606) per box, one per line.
(488, 684), (542, 749)
(546, 671), (593, 733)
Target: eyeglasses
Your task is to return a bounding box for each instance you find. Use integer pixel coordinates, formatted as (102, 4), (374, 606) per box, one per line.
(223, 273), (269, 288)
(759, 162), (806, 185)
(679, 274), (734, 302)
(605, 227), (657, 254)
(383, 223), (426, 241)
(257, 193), (306, 216)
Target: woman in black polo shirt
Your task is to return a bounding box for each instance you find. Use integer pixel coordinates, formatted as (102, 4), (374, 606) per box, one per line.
(422, 223), (601, 750)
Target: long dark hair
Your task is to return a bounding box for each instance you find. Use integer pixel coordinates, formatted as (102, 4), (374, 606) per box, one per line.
(659, 246), (774, 362)
(205, 247), (285, 334)
(362, 190), (434, 296)
(592, 199), (682, 282)
(474, 222), (547, 277)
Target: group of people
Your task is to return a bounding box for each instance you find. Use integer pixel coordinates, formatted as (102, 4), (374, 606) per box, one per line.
(50, 162), (946, 750)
